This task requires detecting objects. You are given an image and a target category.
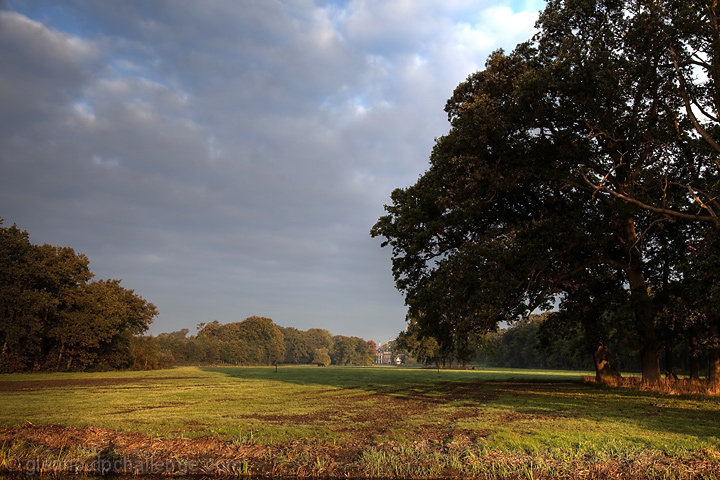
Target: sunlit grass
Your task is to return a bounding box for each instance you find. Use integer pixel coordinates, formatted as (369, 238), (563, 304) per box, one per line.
(1, 365), (719, 477)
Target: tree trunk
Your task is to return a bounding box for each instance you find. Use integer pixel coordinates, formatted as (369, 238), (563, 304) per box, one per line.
(709, 323), (720, 390)
(639, 341), (661, 384)
(628, 273), (661, 384)
(690, 357), (701, 381)
(593, 342), (621, 383)
(56, 342), (65, 371)
(622, 217), (661, 384)
(709, 348), (720, 391)
(664, 342), (677, 380)
(689, 332), (700, 380)
(0, 340), (6, 372)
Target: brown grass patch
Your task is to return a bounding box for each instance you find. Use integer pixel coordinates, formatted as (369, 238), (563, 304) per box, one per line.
(234, 412), (334, 423)
(0, 376), (201, 392)
(111, 401), (192, 415)
(585, 376), (720, 396)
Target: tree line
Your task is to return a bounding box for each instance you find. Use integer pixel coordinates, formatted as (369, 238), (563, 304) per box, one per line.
(472, 313), (701, 374)
(394, 312), (709, 375)
(130, 318), (377, 369)
(1, 219), (376, 372)
(372, 0), (720, 386)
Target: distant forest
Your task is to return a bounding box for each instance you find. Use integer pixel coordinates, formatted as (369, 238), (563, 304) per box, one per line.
(471, 315), (662, 374)
(132, 318), (376, 370)
(392, 313), (705, 375)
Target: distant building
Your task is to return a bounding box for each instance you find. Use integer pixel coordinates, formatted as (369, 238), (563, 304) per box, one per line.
(376, 350), (393, 364)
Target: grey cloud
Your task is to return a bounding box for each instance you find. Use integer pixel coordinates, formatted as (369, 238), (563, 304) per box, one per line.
(1, 1), (540, 340)
(0, 11), (98, 133)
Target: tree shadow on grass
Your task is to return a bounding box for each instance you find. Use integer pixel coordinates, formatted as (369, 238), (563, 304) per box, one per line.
(490, 381), (720, 441)
(201, 366), (720, 444)
(201, 365), (587, 390)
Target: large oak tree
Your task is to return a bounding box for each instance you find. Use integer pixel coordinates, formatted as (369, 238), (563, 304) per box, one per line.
(373, 0), (720, 384)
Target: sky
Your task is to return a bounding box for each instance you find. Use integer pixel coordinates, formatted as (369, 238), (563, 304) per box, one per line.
(0, 0), (545, 343)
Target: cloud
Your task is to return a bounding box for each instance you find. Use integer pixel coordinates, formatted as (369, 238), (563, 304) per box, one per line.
(0, 10), (98, 133)
(1, 0), (542, 340)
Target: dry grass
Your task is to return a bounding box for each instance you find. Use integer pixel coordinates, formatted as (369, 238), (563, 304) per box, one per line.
(585, 375), (720, 396)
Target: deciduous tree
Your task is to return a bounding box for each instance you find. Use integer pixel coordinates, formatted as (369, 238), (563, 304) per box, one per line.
(373, 0), (720, 384)
(0, 220), (156, 371)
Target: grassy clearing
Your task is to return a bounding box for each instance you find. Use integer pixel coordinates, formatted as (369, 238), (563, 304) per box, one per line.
(1, 365), (719, 478)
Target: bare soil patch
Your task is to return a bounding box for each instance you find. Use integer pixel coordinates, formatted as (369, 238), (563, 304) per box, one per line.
(0, 376), (200, 392)
(0, 424), (273, 475)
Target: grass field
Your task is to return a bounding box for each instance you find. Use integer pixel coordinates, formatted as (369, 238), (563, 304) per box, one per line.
(1, 365), (719, 478)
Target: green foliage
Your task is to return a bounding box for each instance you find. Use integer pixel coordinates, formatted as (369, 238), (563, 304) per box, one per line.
(192, 317), (285, 365)
(395, 327), (442, 366)
(478, 315), (600, 371)
(141, 321), (373, 368)
(311, 347), (330, 367)
(329, 335), (375, 366)
(0, 220), (157, 372)
(129, 336), (174, 370)
(279, 326), (332, 364)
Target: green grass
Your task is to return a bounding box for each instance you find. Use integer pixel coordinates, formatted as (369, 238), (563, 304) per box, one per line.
(1, 365), (719, 477)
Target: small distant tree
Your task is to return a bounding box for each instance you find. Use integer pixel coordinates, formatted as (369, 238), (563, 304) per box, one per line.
(416, 337), (440, 369)
(354, 339), (376, 366)
(279, 327), (333, 364)
(279, 327), (308, 363)
(238, 316), (285, 365)
(312, 347), (330, 367)
(129, 336), (173, 370)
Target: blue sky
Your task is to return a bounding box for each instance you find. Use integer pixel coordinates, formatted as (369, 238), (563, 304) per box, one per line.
(0, 0), (545, 343)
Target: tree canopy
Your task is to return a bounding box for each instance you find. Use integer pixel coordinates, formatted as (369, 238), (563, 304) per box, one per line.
(0, 220), (157, 371)
(135, 321), (375, 368)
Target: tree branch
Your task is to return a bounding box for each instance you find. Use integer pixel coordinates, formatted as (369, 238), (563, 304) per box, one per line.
(691, 98), (720, 123)
(670, 46), (720, 156)
(577, 168), (719, 225)
(670, 182), (720, 218)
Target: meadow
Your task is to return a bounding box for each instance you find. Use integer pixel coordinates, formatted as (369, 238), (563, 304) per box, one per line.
(1, 365), (719, 478)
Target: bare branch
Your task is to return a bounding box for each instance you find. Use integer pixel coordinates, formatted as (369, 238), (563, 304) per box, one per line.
(636, 217), (672, 250)
(688, 57), (711, 69)
(691, 98), (720, 123)
(669, 181), (720, 207)
(589, 159), (622, 199)
(687, 188), (716, 217)
(577, 168), (719, 225)
(670, 46), (720, 155)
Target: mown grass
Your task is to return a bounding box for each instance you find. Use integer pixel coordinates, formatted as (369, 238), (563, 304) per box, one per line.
(1, 365), (719, 478)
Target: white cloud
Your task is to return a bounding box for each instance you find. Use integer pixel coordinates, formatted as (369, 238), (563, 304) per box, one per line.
(91, 154), (120, 169)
